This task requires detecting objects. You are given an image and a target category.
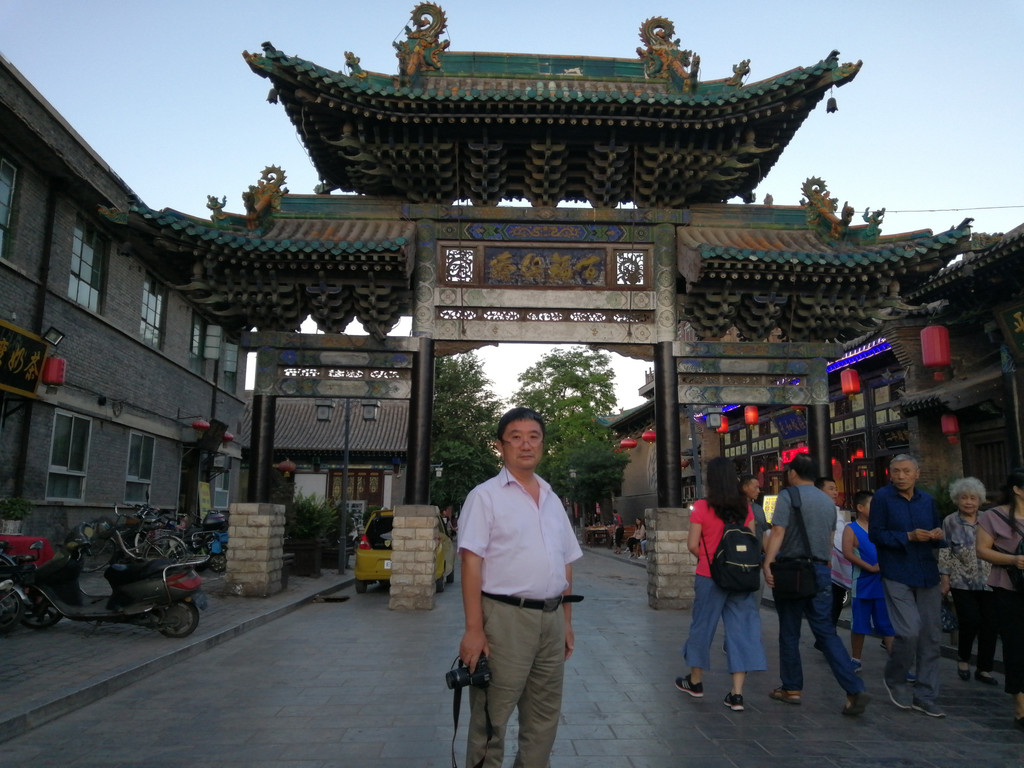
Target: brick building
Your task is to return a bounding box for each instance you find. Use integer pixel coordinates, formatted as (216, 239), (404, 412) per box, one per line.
(0, 54), (245, 537)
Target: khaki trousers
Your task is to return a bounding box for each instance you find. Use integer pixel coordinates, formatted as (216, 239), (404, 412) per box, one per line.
(467, 597), (566, 768)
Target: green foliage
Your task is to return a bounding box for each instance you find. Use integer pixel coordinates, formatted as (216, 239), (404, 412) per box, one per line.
(286, 491), (339, 540)
(555, 440), (631, 505)
(0, 497), (32, 520)
(507, 347), (627, 514)
(919, 479), (959, 519)
(430, 353), (505, 512)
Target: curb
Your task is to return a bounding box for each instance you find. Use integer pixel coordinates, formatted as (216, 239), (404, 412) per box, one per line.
(0, 575), (351, 744)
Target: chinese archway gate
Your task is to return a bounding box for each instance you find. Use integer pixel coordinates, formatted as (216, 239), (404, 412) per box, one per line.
(105, 5), (973, 606)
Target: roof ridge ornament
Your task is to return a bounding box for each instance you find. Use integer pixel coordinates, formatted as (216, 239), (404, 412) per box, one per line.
(801, 177), (887, 244)
(243, 166), (288, 231)
(636, 16), (698, 94)
(394, 3), (450, 87)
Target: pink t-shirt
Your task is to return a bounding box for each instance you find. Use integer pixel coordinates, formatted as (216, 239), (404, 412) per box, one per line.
(691, 499), (755, 579)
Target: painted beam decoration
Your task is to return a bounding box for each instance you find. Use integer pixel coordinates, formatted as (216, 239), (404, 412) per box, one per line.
(246, 332), (418, 398)
(674, 341), (841, 405)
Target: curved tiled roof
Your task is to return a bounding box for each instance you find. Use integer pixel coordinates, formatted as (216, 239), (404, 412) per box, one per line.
(104, 200), (416, 339)
(241, 397), (408, 455)
(244, 40), (860, 207)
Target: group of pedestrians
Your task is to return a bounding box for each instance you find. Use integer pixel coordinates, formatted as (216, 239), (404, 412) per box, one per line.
(676, 452), (1024, 733)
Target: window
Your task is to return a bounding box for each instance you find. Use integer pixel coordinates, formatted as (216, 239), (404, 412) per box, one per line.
(0, 158), (16, 258)
(140, 273), (165, 349)
(47, 411), (91, 500)
(125, 432), (155, 503)
(68, 217), (107, 311)
(213, 467), (231, 509)
(221, 341), (238, 391)
(189, 312), (207, 375)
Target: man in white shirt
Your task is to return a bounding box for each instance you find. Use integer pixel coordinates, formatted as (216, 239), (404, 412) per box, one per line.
(458, 407), (584, 768)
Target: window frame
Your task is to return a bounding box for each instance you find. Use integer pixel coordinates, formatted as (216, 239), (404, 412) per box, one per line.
(140, 272), (166, 349)
(46, 410), (91, 501)
(125, 431), (155, 503)
(189, 312), (207, 375)
(68, 216), (108, 312)
(0, 157), (17, 259)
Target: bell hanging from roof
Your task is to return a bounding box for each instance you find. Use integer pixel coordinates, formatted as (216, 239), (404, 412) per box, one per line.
(826, 95), (838, 113)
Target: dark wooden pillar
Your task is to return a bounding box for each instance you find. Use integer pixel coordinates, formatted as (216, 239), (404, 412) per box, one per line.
(807, 402), (830, 479)
(247, 393), (277, 503)
(654, 340), (681, 507)
(406, 336), (435, 504)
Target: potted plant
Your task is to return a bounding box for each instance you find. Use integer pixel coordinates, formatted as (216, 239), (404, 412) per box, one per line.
(284, 492), (337, 577)
(0, 497), (32, 535)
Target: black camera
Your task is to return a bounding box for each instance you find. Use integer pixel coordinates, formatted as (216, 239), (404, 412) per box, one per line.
(445, 654), (491, 690)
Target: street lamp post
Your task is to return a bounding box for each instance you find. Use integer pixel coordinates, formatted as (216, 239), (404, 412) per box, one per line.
(325, 398), (380, 575)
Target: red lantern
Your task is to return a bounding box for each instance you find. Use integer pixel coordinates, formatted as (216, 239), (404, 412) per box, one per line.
(191, 419), (211, 433)
(620, 437), (638, 450)
(41, 357), (66, 385)
(681, 458), (692, 469)
(641, 429), (656, 443)
(716, 416), (729, 434)
(941, 414), (960, 444)
(221, 432), (234, 443)
(840, 368), (860, 395)
(921, 325), (951, 380)
(744, 406), (759, 426)
(275, 458), (297, 478)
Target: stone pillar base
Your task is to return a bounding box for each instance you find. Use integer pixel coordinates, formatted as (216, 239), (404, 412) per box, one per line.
(388, 504), (439, 611)
(645, 506), (696, 610)
(223, 502), (286, 597)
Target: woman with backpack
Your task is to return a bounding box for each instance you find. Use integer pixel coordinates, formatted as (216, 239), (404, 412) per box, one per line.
(675, 457), (766, 711)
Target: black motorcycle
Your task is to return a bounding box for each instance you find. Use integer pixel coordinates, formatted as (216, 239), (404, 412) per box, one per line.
(18, 523), (206, 638)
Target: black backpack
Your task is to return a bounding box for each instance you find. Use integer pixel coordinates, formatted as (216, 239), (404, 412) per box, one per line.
(705, 521), (761, 593)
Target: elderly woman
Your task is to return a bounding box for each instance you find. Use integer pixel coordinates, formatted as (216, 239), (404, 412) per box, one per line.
(939, 477), (998, 684)
(976, 469), (1024, 733)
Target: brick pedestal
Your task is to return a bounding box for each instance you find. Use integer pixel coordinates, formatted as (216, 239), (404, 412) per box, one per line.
(223, 502), (287, 597)
(388, 504), (439, 611)
(645, 506), (696, 610)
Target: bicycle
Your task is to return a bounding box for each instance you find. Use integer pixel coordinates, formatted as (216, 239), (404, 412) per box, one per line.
(83, 504), (189, 571)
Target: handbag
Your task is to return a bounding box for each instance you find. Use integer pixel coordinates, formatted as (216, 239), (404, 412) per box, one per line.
(940, 598), (958, 633)
(770, 488), (819, 600)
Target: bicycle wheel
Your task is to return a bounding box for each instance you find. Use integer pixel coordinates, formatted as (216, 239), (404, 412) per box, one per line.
(83, 536), (118, 572)
(142, 534), (188, 562)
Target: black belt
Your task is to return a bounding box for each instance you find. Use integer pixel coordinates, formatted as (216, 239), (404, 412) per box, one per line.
(483, 592), (583, 612)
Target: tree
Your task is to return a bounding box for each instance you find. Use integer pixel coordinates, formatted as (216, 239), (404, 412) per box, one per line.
(511, 346), (626, 516)
(430, 352), (505, 513)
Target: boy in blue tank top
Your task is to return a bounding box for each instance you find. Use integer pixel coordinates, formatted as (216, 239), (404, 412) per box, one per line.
(841, 491), (895, 670)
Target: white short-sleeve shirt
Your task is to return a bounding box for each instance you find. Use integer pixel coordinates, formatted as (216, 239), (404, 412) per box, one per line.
(458, 467), (583, 600)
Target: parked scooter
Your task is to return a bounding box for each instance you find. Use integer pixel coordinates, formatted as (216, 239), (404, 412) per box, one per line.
(18, 522), (207, 638)
(0, 540), (36, 635)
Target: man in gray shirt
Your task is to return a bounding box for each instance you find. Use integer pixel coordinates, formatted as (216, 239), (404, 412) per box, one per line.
(763, 454), (868, 715)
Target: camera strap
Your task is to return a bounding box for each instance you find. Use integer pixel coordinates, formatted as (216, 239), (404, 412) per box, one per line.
(451, 679), (493, 768)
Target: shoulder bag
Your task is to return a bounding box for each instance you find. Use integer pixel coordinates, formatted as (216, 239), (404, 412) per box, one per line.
(770, 487), (819, 600)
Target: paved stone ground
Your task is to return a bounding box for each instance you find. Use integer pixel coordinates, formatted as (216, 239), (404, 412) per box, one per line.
(1, 550), (1021, 767)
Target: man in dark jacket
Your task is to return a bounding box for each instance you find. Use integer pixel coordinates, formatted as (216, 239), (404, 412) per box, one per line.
(869, 454), (946, 718)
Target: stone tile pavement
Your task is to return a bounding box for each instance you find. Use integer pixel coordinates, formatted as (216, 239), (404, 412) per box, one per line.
(1, 549), (1021, 767)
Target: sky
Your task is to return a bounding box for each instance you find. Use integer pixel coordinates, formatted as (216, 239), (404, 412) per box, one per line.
(3, 0), (1023, 410)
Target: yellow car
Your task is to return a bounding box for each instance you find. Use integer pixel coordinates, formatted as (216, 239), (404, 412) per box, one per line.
(353, 509), (455, 594)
